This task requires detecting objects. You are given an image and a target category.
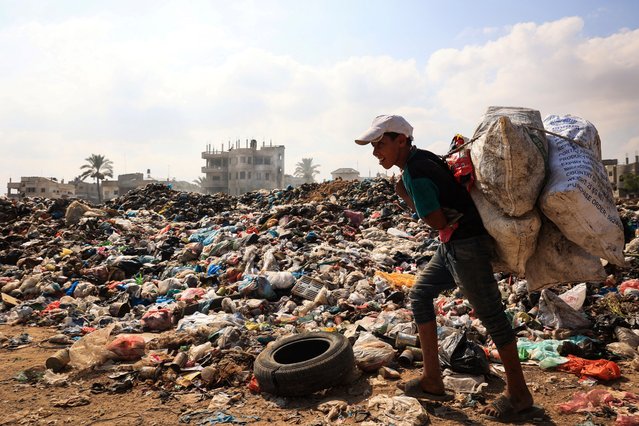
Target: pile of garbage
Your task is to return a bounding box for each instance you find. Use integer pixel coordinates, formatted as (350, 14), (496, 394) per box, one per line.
(1, 177), (639, 423)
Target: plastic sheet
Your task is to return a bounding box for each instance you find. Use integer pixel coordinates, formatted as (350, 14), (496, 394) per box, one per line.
(352, 332), (395, 372)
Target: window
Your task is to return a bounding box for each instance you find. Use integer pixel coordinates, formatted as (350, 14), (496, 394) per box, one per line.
(240, 171), (245, 180)
(256, 173), (261, 181)
(41, 188), (46, 193)
(241, 157), (246, 164)
(278, 154), (282, 160)
(27, 187), (36, 193)
(255, 157), (263, 165)
(235, 172), (238, 180)
(212, 175), (220, 181)
(265, 172), (270, 181)
(264, 157), (271, 165)
(248, 172), (251, 179)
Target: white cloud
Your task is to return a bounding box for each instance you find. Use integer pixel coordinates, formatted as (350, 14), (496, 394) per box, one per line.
(424, 17), (639, 159)
(1, 14), (638, 196)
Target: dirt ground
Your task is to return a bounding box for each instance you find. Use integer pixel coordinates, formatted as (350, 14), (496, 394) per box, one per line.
(2, 325), (638, 426)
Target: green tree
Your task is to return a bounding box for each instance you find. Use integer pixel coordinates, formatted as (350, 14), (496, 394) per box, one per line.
(294, 158), (320, 183)
(620, 173), (639, 194)
(193, 176), (209, 193)
(79, 154), (114, 203)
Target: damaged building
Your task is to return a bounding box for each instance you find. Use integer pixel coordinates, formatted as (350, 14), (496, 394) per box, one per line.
(201, 139), (285, 195)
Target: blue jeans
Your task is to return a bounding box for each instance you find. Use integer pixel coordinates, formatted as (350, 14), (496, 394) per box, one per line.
(409, 234), (515, 348)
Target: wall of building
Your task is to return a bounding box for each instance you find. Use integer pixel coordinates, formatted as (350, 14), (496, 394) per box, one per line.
(201, 139), (285, 195)
(6, 177), (75, 200)
(604, 156), (639, 197)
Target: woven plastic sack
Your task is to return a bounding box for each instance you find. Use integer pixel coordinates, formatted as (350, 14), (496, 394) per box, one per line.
(470, 106), (547, 217)
(540, 114), (625, 265)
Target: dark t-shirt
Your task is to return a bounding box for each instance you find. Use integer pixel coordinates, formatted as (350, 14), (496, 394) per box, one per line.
(401, 147), (487, 241)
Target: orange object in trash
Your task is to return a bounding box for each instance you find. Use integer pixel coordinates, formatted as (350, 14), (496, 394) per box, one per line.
(375, 271), (416, 288)
(248, 375), (260, 393)
(557, 355), (621, 381)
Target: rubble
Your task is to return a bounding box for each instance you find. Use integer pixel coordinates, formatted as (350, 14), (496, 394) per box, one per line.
(1, 182), (639, 423)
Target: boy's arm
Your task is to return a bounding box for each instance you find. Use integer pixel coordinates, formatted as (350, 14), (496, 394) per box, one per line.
(395, 179), (416, 212)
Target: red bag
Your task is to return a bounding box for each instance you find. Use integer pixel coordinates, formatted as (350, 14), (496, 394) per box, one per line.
(446, 134), (475, 192)
(557, 354), (621, 381)
(106, 334), (146, 361)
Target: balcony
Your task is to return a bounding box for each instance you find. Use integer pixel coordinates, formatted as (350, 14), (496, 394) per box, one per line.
(202, 166), (227, 174)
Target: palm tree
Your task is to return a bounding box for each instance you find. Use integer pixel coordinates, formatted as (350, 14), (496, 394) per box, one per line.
(193, 176), (209, 193)
(79, 154), (114, 203)
(294, 158), (320, 183)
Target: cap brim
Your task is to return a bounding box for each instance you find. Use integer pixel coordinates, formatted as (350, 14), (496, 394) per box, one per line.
(354, 128), (384, 145)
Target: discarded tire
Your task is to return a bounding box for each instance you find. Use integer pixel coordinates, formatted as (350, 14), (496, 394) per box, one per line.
(253, 331), (355, 396)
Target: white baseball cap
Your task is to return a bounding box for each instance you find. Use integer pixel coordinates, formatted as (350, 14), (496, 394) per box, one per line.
(354, 114), (413, 145)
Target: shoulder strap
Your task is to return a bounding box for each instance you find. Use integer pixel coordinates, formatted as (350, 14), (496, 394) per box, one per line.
(419, 149), (456, 178)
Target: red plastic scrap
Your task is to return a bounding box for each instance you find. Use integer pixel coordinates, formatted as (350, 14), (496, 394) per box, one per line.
(557, 355), (621, 381)
(40, 301), (61, 316)
(557, 389), (639, 414)
(248, 375), (260, 393)
(106, 334), (146, 361)
(616, 414), (639, 425)
(619, 279), (639, 295)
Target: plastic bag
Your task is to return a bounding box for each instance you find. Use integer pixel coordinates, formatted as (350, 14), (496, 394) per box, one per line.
(558, 283), (587, 311)
(615, 327), (639, 349)
(557, 389), (639, 414)
(619, 279), (639, 296)
(557, 355), (621, 381)
(141, 308), (173, 331)
(106, 334), (146, 361)
(178, 287), (206, 303)
(69, 324), (115, 370)
(438, 331), (489, 375)
(537, 289), (591, 329)
(352, 332), (395, 372)
(266, 271), (296, 290)
(367, 395), (429, 426)
(446, 134), (475, 191)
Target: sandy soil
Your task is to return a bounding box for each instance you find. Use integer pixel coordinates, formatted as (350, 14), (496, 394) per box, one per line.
(1, 324), (637, 426)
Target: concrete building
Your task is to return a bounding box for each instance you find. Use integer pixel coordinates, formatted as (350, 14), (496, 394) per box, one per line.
(603, 154), (639, 198)
(330, 168), (360, 181)
(201, 139), (285, 195)
(284, 174), (306, 187)
(73, 180), (100, 203)
(7, 177), (75, 200)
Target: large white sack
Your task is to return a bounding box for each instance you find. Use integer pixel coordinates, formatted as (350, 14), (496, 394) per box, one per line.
(525, 219), (606, 292)
(470, 187), (541, 276)
(540, 114), (625, 265)
(470, 106), (548, 217)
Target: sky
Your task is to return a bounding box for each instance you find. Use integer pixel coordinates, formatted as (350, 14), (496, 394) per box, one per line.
(1, 0), (639, 194)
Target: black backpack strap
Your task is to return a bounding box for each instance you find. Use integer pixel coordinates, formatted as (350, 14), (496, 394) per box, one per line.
(419, 149), (456, 178)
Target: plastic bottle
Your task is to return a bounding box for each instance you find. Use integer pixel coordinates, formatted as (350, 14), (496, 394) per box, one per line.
(188, 342), (212, 363)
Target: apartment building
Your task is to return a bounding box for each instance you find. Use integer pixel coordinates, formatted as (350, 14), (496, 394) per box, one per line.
(6, 176), (75, 200)
(603, 155), (639, 197)
(201, 139), (285, 195)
